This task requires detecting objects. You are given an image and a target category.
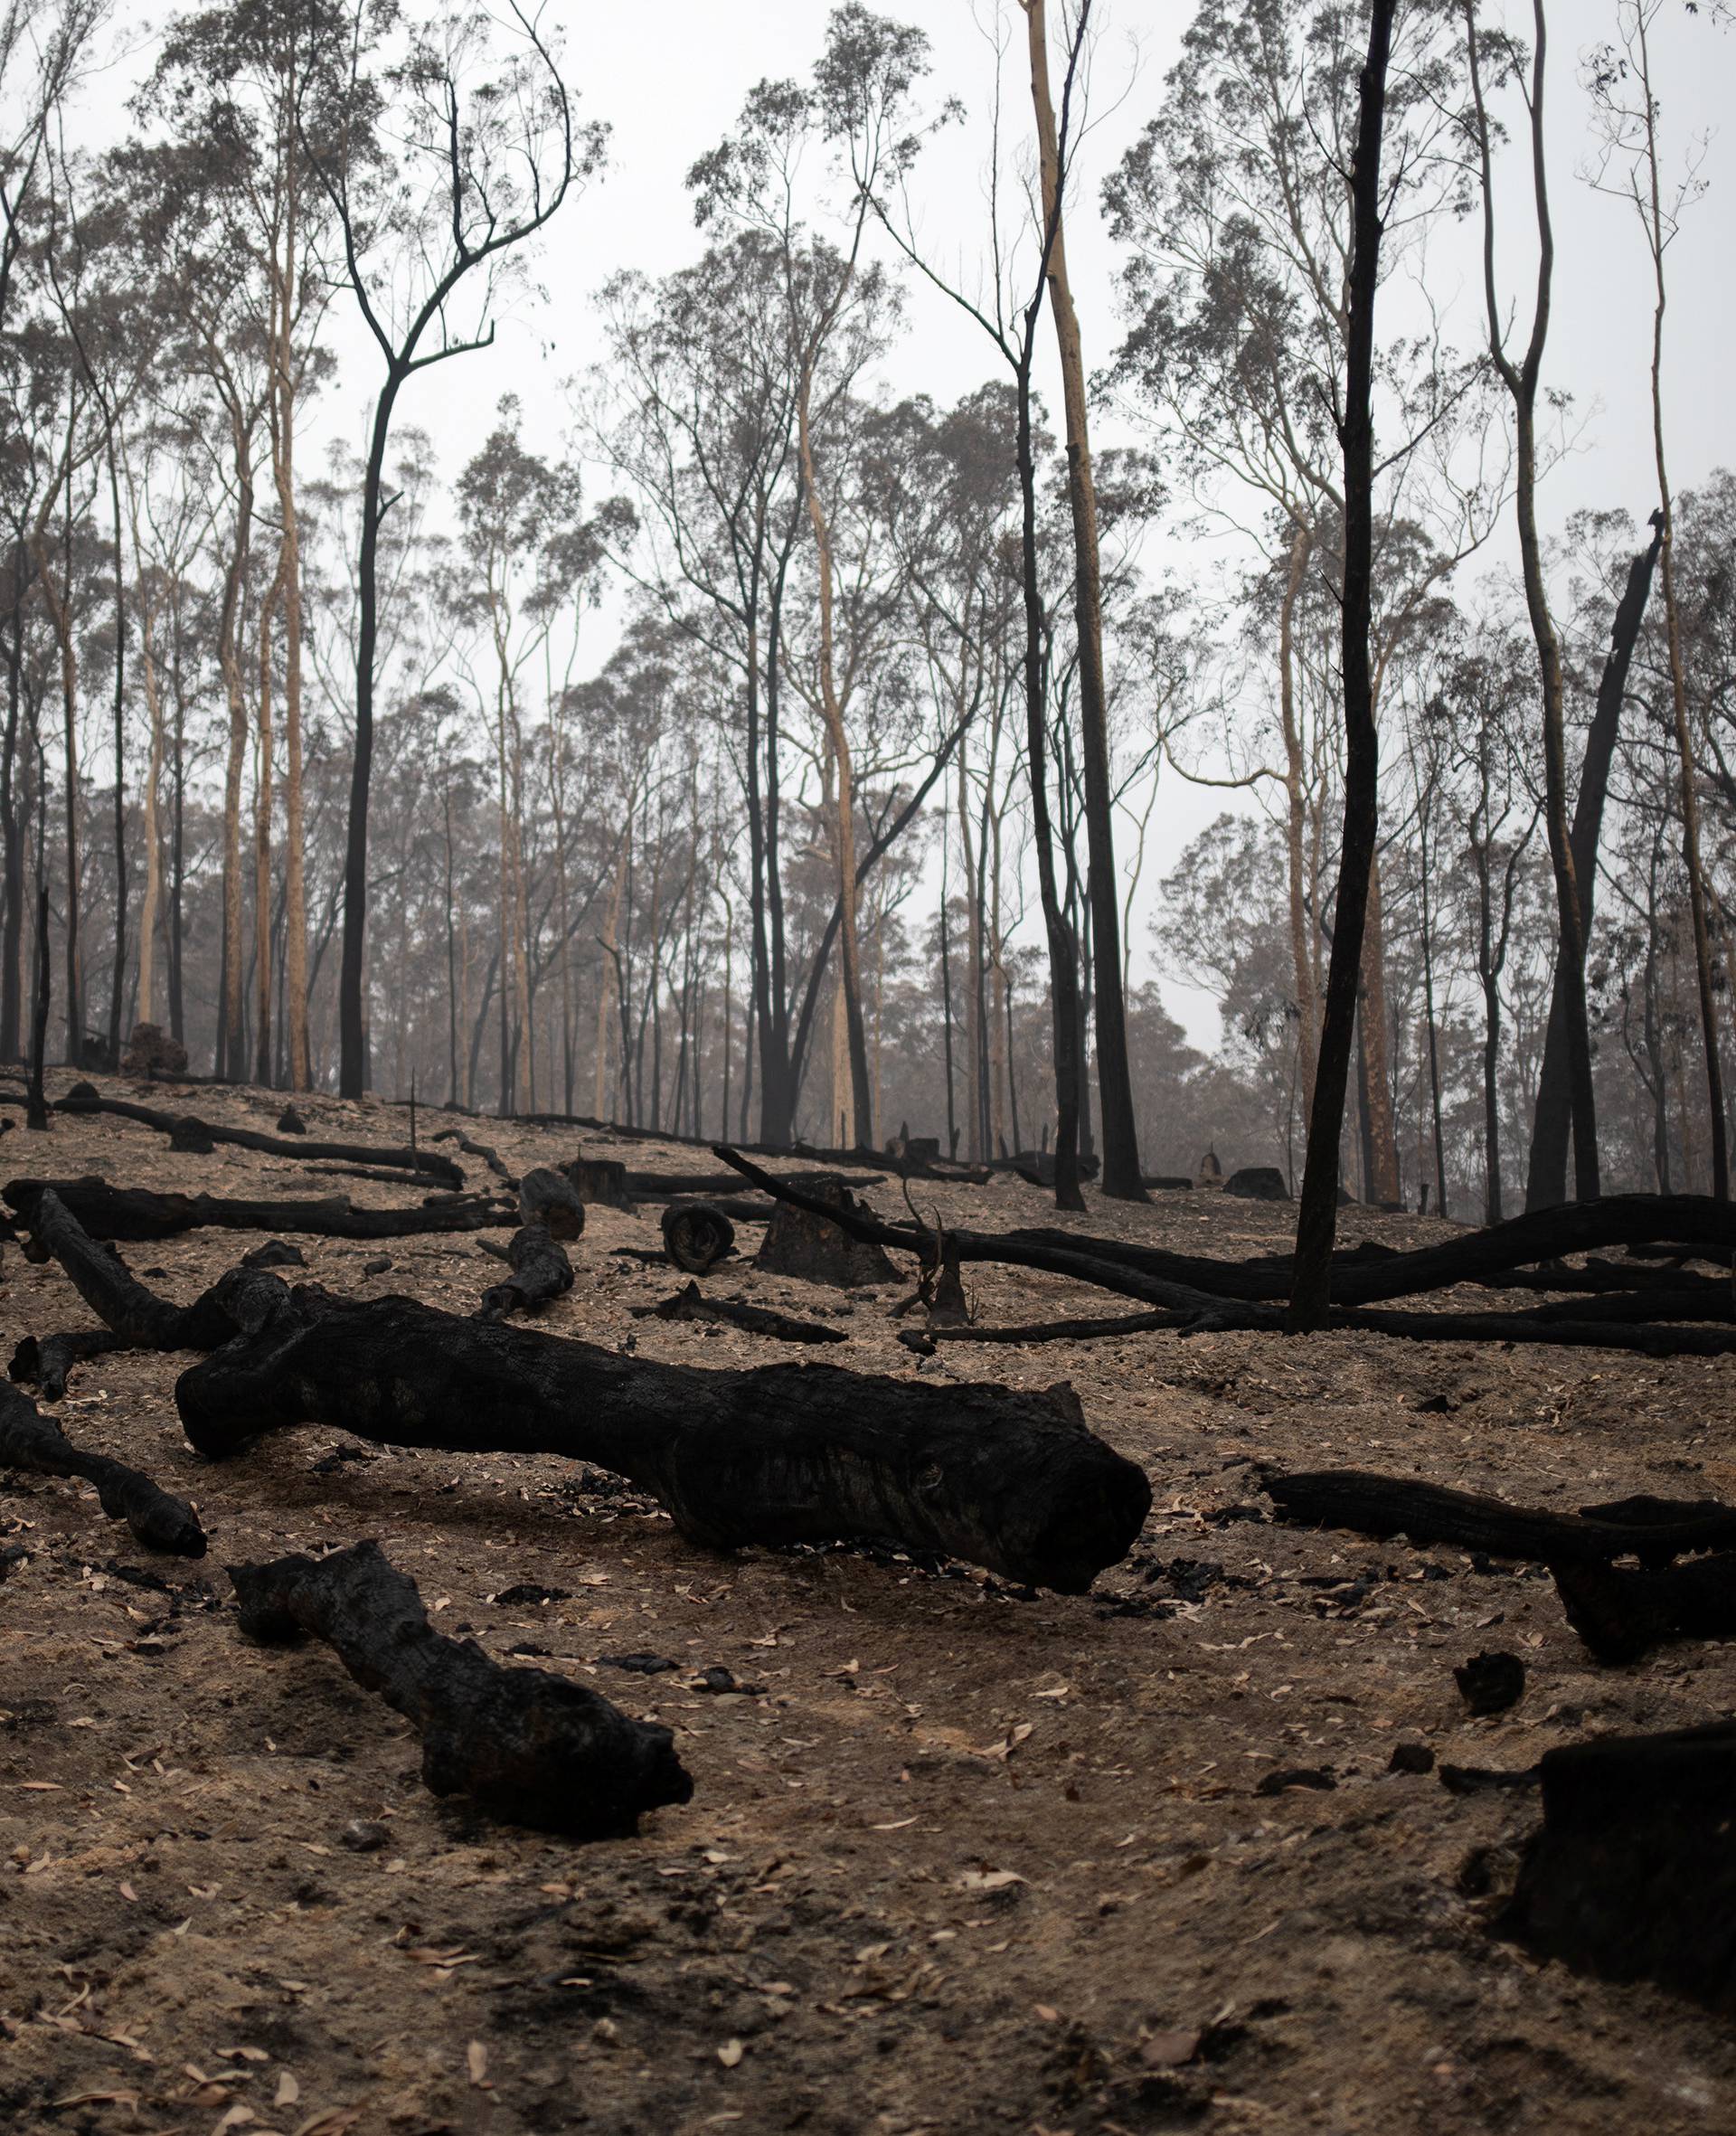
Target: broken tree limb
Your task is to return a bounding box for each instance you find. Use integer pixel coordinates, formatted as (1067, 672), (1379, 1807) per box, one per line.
(228, 1540), (692, 1836)
(1551, 1555), (1736, 1663)
(19, 1187), (244, 1352)
(630, 1281), (845, 1346)
(0, 1377), (205, 1555)
(715, 1151), (1736, 1354)
(476, 1224), (574, 1324)
(5, 1177), (514, 1243)
(175, 1277), (1152, 1591)
(1012, 1194), (1736, 1307)
(431, 1127), (518, 1186)
(661, 1201), (736, 1275)
(55, 1084), (465, 1190)
(1267, 1469), (1736, 1568)
(9, 1328), (128, 1403)
(1502, 1721), (1736, 2010)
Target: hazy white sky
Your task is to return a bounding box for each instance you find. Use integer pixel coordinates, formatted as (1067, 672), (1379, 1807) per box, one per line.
(71, 0), (1736, 1047)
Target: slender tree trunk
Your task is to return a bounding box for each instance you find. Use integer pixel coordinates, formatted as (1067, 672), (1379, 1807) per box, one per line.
(253, 558), (279, 1087)
(1359, 856), (1401, 1204)
(1279, 518), (1317, 1125)
(1290, 0), (1395, 1328)
(105, 439), (127, 1065)
(1525, 518), (1663, 1205)
(796, 368), (873, 1147)
(1024, 0), (1146, 1200)
(1016, 344), (1083, 1210)
(0, 542), (25, 1061)
(1467, 0), (1599, 1203)
(135, 555), (165, 1034)
(1635, 14), (1728, 1200)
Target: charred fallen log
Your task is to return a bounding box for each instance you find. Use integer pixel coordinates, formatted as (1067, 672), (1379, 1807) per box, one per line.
(0, 1377), (204, 1555)
(631, 1281), (845, 1346)
(229, 1540), (691, 1836)
(175, 1277), (1151, 1591)
(55, 1084), (464, 1189)
(1502, 1723), (1736, 2010)
(1267, 1468), (1736, 1568)
(5, 1177), (514, 1243)
(661, 1201), (736, 1275)
(19, 1187), (244, 1350)
(476, 1223), (574, 1324)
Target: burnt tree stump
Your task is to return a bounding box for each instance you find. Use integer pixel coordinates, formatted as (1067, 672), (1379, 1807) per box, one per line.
(565, 1157), (636, 1210)
(755, 1177), (896, 1288)
(661, 1201), (736, 1274)
(1502, 1723), (1736, 2010)
(517, 1167), (587, 1242)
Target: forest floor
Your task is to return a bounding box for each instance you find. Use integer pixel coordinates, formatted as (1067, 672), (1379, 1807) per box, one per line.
(3, 1070), (1734, 2136)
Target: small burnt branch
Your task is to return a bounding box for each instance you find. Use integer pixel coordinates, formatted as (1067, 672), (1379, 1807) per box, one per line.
(229, 1540), (692, 1836)
(0, 1377), (205, 1555)
(630, 1281), (845, 1346)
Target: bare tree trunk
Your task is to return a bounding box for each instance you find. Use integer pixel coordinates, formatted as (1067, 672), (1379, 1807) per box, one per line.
(797, 368), (873, 1147)
(1024, 0), (1146, 1201)
(253, 562), (279, 1087)
(1359, 856), (1401, 1205)
(1279, 518), (1317, 1124)
(1633, 10), (1728, 1200)
(1467, 0), (1599, 1202)
(217, 404), (254, 1083)
(1291, 0), (1395, 1328)
(104, 439), (127, 1067)
(1525, 518), (1663, 1205)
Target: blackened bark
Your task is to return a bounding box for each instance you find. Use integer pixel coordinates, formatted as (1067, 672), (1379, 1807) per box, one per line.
(476, 1222), (573, 1323)
(56, 1086), (464, 1188)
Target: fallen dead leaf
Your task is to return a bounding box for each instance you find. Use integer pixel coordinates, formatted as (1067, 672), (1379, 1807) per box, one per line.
(467, 2039), (490, 2087)
(717, 2038), (745, 2067)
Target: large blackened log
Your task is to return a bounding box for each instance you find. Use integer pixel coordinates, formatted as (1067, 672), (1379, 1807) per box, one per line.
(1502, 1721), (1736, 2010)
(229, 1540), (692, 1837)
(0, 1377), (204, 1555)
(175, 1278), (1151, 1592)
(5, 1177), (514, 1242)
(55, 1084), (465, 1189)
